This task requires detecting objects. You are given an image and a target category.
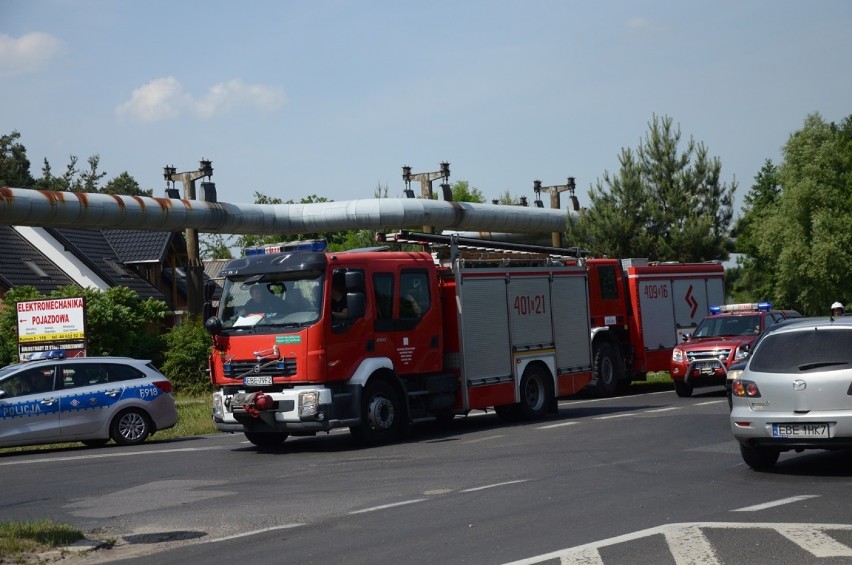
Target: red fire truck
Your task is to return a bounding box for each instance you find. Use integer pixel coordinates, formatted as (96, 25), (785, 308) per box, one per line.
(204, 232), (724, 447)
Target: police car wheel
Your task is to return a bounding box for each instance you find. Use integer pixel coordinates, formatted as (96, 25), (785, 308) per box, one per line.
(110, 408), (151, 446)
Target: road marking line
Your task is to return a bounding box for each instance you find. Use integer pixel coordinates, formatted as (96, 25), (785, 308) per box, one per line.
(645, 407), (680, 414)
(503, 523), (852, 565)
(462, 435), (505, 444)
(732, 495), (820, 512)
(461, 479), (527, 493)
(594, 413), (638, 420)
(349, 499), (426, 514)
(665, 524), (720, 564)
(203, 523), (305, 543)
(695, 400), (724, 406)
(776, 524), (852, 558)
(537, 422), (578, 429)
(0, 446), (225, 466)
(562, 547), (604, 564)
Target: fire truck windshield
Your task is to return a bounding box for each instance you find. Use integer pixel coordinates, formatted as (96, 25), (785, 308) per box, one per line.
(219, 273), (323, 331)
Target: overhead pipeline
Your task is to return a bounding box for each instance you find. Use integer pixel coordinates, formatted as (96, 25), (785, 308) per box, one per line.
(0, 187), (572, 235)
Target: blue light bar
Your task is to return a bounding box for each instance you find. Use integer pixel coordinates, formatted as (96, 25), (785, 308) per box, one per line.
(26, 349), (66, 361)
(242, 239), (328, 256)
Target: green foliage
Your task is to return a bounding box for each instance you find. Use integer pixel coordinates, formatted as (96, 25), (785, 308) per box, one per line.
(161, 318), (214, 395)
(0, 130), (35, 188)
(0, 286), (169, 367)
(0, 519), (83, 559)
(0, 287), (41, 366)
(567, 114), (736, 262)
(56, 285), (169, 361)
(102, 171), (153, 196)
(200, 233), (235, 259)
(431, 180), (486, 203)
(744, 113), (852, 315)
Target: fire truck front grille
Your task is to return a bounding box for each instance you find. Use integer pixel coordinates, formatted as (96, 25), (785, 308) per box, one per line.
(686, 349), (731, 362)
(226, 359), (297, 378)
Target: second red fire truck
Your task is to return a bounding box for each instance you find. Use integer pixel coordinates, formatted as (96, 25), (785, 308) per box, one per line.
(204, 232), (724, 448)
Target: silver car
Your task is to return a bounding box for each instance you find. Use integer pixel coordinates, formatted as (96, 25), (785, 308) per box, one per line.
(0, 353), (178, 449)
(730, 317), (852, 470)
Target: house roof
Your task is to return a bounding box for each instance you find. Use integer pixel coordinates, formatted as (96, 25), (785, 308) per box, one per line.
(46, 227), (167, 302)
(103, 230), (179, 264)
(0, 226), (78, 294)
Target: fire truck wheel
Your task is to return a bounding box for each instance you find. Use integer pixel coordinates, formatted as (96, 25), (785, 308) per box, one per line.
(352, 379), (402, 446)
(593, 342), (622, 398)
(495, 404), (520, 421)
(245, 432), (289, 448)
(673, 379), (694, 398)
(517, 366), (553, 420)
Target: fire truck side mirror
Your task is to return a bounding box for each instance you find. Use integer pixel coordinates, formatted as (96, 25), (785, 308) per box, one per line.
(204, 279), (218, 302)
(681, 332), (691, 342)
(347, 293), (366, 319)
(345, 271), (365, 293)
(205, 316), (223, 336)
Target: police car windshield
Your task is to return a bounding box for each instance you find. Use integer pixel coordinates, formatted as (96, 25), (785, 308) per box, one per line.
(693, 314), (761, 338)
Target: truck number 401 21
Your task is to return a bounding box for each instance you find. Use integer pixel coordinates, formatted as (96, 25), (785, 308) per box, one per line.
(514, 294), (546, 316)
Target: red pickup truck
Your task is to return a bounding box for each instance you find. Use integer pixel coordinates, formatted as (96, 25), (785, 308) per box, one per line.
(669, 303), (800, 397)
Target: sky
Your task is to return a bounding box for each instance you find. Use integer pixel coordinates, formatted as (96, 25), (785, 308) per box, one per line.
(2, 1), (851, 217)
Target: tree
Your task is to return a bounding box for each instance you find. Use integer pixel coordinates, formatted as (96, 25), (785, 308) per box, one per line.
(200, 233), (234, 259)
(0, 285), (170, 366)
(747, 113), (852, 315)
(102, 171), (153, 196)
(430, 180), (485, 203)
(566, 114), (736, 262)
(0, 130), (35, 188)
(161, 317), (214, 394)
(730, 160), (781, 302)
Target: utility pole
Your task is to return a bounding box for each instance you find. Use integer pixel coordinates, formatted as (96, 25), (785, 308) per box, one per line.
(402, 162), (451, 234)
(163, 159), (214, 319)
(533, 177), (578, 248)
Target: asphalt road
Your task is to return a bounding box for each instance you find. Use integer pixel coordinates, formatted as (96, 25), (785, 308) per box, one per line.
(2, 387), (851, 564)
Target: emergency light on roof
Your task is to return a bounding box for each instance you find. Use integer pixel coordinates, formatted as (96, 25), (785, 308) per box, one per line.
(25, 349), (66, 362)
(709, 302), (771, 315)
(243, 239), (328, 256)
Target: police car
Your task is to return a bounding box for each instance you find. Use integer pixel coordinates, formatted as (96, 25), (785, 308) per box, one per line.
(0, 351), (178, 449)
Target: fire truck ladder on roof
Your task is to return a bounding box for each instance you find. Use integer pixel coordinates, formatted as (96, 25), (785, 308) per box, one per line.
(378, 230), (588, 266)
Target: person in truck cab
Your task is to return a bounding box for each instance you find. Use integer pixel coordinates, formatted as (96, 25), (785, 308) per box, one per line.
(330, 275), (348, 320)
(831, 301), (845, 317)
(241, 284), (281, 316)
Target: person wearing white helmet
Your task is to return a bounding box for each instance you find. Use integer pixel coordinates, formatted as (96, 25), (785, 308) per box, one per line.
(831, 301), (845, 317)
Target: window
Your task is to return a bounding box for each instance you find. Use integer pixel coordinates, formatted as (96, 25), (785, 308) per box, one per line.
(400, 270), (429, 318)
(373, 273), (394, 320)
(597, 265), (619, 301)
(1, 367), (55, 397)
(750, 328), (852, 373)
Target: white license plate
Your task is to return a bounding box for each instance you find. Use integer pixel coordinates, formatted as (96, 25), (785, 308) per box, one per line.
(771, 423), (829, 438)
(244, 375), (273, 386)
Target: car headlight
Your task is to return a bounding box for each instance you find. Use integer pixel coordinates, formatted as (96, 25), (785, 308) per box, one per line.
(672, 348), (684, 363)
(734, 345), (750, 361)
(727, 368), (744, 382)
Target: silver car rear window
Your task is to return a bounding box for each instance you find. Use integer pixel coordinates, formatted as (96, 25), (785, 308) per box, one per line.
(749, 327), (852, 373)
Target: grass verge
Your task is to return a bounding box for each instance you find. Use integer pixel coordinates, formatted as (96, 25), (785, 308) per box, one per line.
(0, 519), (84, 561)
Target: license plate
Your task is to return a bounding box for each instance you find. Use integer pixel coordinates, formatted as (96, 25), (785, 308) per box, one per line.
(244, 375), (273, 386)
(771, 423), (829, 438)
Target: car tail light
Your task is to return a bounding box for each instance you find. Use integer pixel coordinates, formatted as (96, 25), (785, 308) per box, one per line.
(732, 379), (761, 398)
(153, 380), (173, 394)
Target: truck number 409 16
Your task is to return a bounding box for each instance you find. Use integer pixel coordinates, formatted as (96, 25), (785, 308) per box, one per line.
(643, 284), (670, 299)
(514, 294), (546, 316)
